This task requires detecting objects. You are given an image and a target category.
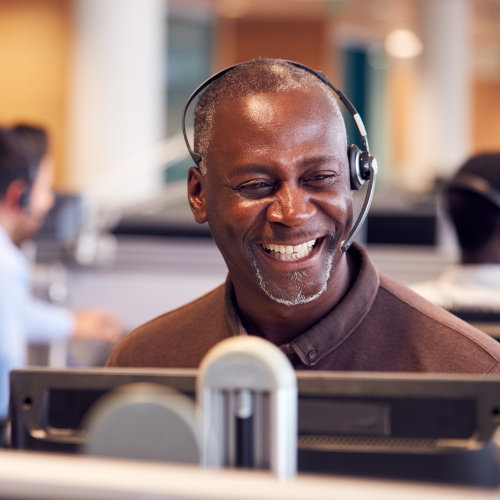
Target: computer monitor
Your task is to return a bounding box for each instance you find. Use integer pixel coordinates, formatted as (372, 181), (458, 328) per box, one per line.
(37, 193), (84, 243)
(9, 368), (500, 486)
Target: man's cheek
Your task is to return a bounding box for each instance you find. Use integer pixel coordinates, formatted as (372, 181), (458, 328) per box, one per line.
(333, 193), (352, 221)
(208, 214), (240, 247)
(225, 224), (240, 241)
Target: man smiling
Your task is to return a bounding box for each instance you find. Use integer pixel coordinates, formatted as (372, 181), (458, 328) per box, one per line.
(107, 59), (500, 373)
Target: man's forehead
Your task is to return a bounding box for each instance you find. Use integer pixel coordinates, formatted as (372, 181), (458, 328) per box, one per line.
(210, 90), (345, 149)
(207, 100), (346, 174)
(203, 86), (347, 174)
(242, 94), (281, 123)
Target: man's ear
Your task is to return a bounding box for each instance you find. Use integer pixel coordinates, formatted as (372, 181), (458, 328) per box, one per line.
(187, 166), (208, 224)
(3, 180), (25, 212)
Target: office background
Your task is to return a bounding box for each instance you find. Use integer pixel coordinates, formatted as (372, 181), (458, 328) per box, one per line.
(0, 0), (499, 356)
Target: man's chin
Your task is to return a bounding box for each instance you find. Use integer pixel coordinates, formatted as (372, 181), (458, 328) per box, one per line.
(251, 253), (334, 307)
(261, 280), (329, 306)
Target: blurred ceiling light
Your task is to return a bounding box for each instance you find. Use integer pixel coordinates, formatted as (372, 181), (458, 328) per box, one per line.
(384, 29), (423, 59)
(216, 0), (250, 18)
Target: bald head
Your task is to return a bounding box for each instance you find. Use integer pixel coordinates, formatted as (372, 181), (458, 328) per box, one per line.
(193, 59), (344, 174)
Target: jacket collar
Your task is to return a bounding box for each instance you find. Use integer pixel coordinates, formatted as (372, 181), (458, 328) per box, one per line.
(223, 243), (380, 366)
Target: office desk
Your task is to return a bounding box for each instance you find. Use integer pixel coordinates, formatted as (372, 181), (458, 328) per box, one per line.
(0, 450), (498, 500)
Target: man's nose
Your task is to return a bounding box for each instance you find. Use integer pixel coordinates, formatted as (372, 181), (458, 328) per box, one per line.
(266, 184), (316, 227)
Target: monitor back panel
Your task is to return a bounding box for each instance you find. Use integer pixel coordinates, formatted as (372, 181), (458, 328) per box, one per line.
(9, 368), (500, 486)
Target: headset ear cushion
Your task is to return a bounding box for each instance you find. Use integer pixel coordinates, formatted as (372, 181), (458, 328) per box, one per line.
(348, 144), (363, 191)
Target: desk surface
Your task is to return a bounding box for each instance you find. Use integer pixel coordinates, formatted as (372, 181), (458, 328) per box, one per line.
(0, 449), (498, 500)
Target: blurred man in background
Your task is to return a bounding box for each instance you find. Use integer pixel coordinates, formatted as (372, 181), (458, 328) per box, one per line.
(0, 125), (123, 427)
(413, 154), (500, 311)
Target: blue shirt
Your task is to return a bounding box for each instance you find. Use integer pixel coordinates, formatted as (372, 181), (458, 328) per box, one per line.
(0, 225), (74, 419)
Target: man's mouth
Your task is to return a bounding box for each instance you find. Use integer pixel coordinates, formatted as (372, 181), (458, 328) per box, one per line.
(260, 238), (318, 261)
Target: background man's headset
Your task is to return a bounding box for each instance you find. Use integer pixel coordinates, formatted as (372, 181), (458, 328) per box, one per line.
(8, 130), (40, 212)
(18, 160), (39, 211)
(446, 174), (500, 211)
(182, 60), (378, 252)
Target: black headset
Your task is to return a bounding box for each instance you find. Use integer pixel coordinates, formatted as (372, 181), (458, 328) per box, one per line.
(8, 129), (41, 211)
(446, 174), (500, 210)
(18, 160), (39, 211)
(182, 60), (378, 252)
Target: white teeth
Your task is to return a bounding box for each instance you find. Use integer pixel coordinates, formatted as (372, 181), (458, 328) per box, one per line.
(262, 238), (318, 261)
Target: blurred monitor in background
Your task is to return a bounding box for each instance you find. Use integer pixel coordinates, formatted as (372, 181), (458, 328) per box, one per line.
(412, 154), (500, 318)
(36, 193), (84, 244)
(0, 125), (124, 427)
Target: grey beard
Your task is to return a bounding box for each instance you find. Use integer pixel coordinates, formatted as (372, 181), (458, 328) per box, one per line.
(251, 253), (334, 306)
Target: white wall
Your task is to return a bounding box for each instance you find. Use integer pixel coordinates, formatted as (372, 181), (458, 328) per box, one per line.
(406, 0), (472, 190)
(67, 0), (167, 207)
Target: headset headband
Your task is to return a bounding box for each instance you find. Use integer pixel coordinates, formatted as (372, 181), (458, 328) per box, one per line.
(181, 60), (377, 252)
(182, 60), (370, 166)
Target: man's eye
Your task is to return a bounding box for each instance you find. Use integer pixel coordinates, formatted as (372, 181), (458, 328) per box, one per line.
(237, 182), (274, 196)
(303, 174), (336, 188)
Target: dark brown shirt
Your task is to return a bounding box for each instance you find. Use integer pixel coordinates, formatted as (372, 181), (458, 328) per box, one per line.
(107, 244), (500, 374)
